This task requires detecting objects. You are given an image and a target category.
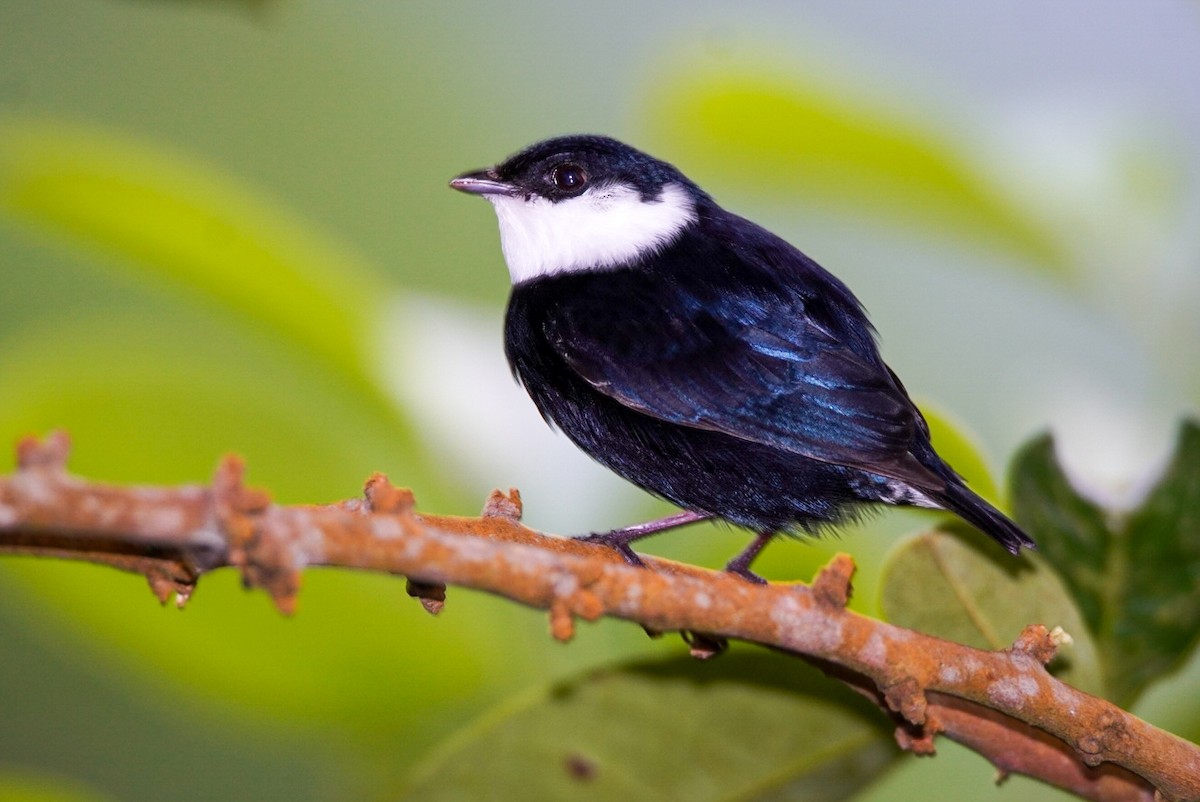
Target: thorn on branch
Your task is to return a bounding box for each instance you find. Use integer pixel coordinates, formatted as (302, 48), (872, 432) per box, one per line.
(812, 553), (855, 609)
(16, 430), (71, 470)
(894, 717), (940, 756)
(213, 456), (270, 552)
(550, 599), (575, 642)
(1010, 624), (1060, 666)
(364, 473), (416, 514)
(406, 578), (447, 615)
(682, 630), (728, 660)
(884, 676), (928, 726)
(366, 476), (444, 611)
(482, 488), (523, 520)
(213, 456), (298, 615)
(146, 565), (199, 609)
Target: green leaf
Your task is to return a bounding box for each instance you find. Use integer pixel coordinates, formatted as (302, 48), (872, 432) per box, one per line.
(1008, 435), (1114, 638)
(0, 770), (115, 802)
(645, 69), (1069, 275)
(0, 116), (384, 395)
(880, 530), (1103, 696)
(1011, 422), (1200, 706)
(402, 651), (898, 801)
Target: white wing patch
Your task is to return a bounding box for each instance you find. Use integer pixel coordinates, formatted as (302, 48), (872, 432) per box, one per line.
(485, 182), (697, 284)
(882, 480), (941, 508)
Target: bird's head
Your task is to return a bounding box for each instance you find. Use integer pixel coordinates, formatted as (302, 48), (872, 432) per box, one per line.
(450, 135), (703, 285)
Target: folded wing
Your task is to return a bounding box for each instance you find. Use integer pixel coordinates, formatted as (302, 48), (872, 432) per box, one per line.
(546, 280), (946, 491)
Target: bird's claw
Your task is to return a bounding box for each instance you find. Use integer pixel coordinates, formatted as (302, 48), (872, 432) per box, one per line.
(577, 532), (647, 567)
(724, 564), (767, 585)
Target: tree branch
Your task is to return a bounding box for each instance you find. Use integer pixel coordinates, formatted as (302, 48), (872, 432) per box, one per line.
(2, 432), (1198, 802)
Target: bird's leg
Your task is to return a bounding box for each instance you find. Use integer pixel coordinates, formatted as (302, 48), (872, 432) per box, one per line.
(578, 510), (713, 566)
(724, 532), (774, 584)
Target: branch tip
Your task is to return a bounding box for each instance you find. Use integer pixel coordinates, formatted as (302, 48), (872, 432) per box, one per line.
(213, 454), (245, 490)
(213, 457), (272, 562)
(682, 630), (728, 660)
(213, 455), (270, 515)
(365, 474), (416, 514)
(16, 430), (71, 470)
(419, 598), (445, 616)
(894, 723), (939, 756)
(239, 549), (301, 615)
(1011, 624), (1059, 666)
(812, 552), (856, 609)
(884, 677), (928, 726)
(272, 591), (298, 617)
(145, 567), (198, 608)
(146, 572), (176, 605)
(174, 585), (194, 609)
(215, 468), (300, 613)
(550, 600), (575, 642)
(572, 588), (605, 622)
(406, 578), (447, 615)
(482, 488), (523, 520)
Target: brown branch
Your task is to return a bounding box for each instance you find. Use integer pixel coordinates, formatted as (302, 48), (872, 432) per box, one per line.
(2, 432), (1198, 802)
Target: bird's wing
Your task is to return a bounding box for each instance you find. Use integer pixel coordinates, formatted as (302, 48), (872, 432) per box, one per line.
(545, 281), (943, 488)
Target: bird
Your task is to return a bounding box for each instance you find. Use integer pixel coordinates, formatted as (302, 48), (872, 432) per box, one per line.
(449, 134), (1035, 581)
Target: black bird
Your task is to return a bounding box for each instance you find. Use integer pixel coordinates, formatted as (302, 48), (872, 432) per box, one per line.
(450, 134), (1035, 581)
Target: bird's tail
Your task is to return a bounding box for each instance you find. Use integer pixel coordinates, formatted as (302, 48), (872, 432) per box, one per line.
(937, 481), (1037, 555)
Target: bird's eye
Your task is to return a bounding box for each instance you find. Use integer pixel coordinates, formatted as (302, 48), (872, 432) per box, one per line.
(551, 163), (587, 191)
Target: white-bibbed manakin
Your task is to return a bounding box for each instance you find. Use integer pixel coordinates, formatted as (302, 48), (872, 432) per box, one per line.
(450, 134), (1035, 582)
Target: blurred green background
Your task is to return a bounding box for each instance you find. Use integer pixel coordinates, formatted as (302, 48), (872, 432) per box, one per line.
(1, 2), (1198, 800)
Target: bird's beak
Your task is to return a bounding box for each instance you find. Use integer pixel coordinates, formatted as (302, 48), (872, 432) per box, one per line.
(449, 169), (518, 197)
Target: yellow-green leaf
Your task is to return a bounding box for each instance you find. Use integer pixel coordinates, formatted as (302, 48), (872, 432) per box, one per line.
(0, 771), (116, 802)
(880, 530), (1103, 696)
(1011, 423), (1200, 706)
(403, 651), (898, 801)
(0, 115), (383, 391)
(645, 70), (1068, 275)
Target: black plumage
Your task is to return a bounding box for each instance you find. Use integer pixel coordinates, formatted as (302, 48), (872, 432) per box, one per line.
(452, 135), (1035, 579)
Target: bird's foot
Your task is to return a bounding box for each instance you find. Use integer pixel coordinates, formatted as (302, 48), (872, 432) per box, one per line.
(723, 564), (768, 585)
(575, 511), (713, 568)
(723, 531), (774, 584)
(577, 531), (646, 567)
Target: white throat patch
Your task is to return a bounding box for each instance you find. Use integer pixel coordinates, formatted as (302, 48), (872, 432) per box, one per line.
(484, 182), (696, 285)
